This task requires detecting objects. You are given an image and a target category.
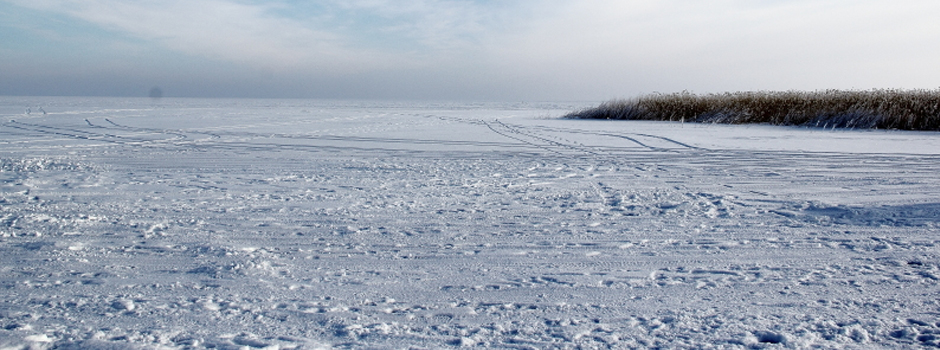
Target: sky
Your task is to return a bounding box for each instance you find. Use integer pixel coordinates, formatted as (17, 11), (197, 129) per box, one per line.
(1, 0), (939, 101)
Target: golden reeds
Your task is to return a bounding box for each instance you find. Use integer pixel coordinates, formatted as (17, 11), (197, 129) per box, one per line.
(565, 89), (940, 130)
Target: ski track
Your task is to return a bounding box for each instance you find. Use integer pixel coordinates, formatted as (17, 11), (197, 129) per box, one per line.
(1, 98), (940, 349)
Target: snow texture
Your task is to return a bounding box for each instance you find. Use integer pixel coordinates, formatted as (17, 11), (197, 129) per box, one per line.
(1, 97), (940, 349)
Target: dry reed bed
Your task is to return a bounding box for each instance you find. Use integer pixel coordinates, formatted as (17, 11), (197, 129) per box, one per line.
(565, 89), (940, 130)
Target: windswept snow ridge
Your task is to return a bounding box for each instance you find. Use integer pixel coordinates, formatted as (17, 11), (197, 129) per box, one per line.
(1, 97), (940, 349)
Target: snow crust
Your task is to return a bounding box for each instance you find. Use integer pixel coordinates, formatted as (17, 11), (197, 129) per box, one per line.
(2, 97), (940, 349)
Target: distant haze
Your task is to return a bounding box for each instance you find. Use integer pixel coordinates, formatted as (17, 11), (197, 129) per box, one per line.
(2, 0), (939, 101)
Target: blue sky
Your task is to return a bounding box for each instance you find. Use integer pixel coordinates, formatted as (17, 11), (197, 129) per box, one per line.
(2, 0), (939, 100)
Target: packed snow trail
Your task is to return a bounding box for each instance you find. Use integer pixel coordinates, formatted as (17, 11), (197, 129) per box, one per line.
(2, 97), (940, 349)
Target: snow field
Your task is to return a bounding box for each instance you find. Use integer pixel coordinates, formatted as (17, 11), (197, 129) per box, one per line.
(1, 97), (940, 349)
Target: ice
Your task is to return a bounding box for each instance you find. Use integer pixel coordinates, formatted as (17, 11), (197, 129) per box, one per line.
(1, 96), (940, 348)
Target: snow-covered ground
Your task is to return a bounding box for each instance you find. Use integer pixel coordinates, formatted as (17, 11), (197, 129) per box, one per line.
(2, 97), (940, 349)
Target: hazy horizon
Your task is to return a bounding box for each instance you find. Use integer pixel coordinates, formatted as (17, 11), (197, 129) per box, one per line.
(3, 0), (940, 101)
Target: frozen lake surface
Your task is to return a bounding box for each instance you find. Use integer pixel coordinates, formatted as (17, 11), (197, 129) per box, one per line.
(2, 97), (940, 349)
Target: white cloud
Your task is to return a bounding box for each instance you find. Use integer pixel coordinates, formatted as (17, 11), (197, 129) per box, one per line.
(4, 0), (940, 99)
(6, 0), (386, 73)
(5, 0), (528, 74)
(332, 0), (491, 47)
(478, 0), (940, 97)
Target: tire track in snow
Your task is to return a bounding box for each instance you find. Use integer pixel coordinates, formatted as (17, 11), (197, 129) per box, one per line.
(2, 118), (544, 155)
(479, 119), (566, 155)
(2, 120), (154, 145)
(427, 114), (602, 156)
(479, 119), (600, 156)
(102, 118), (221, 141)
(523, 124), (708, 151)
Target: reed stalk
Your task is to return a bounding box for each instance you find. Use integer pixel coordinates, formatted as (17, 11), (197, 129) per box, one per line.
(565, 89), (940, 130)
